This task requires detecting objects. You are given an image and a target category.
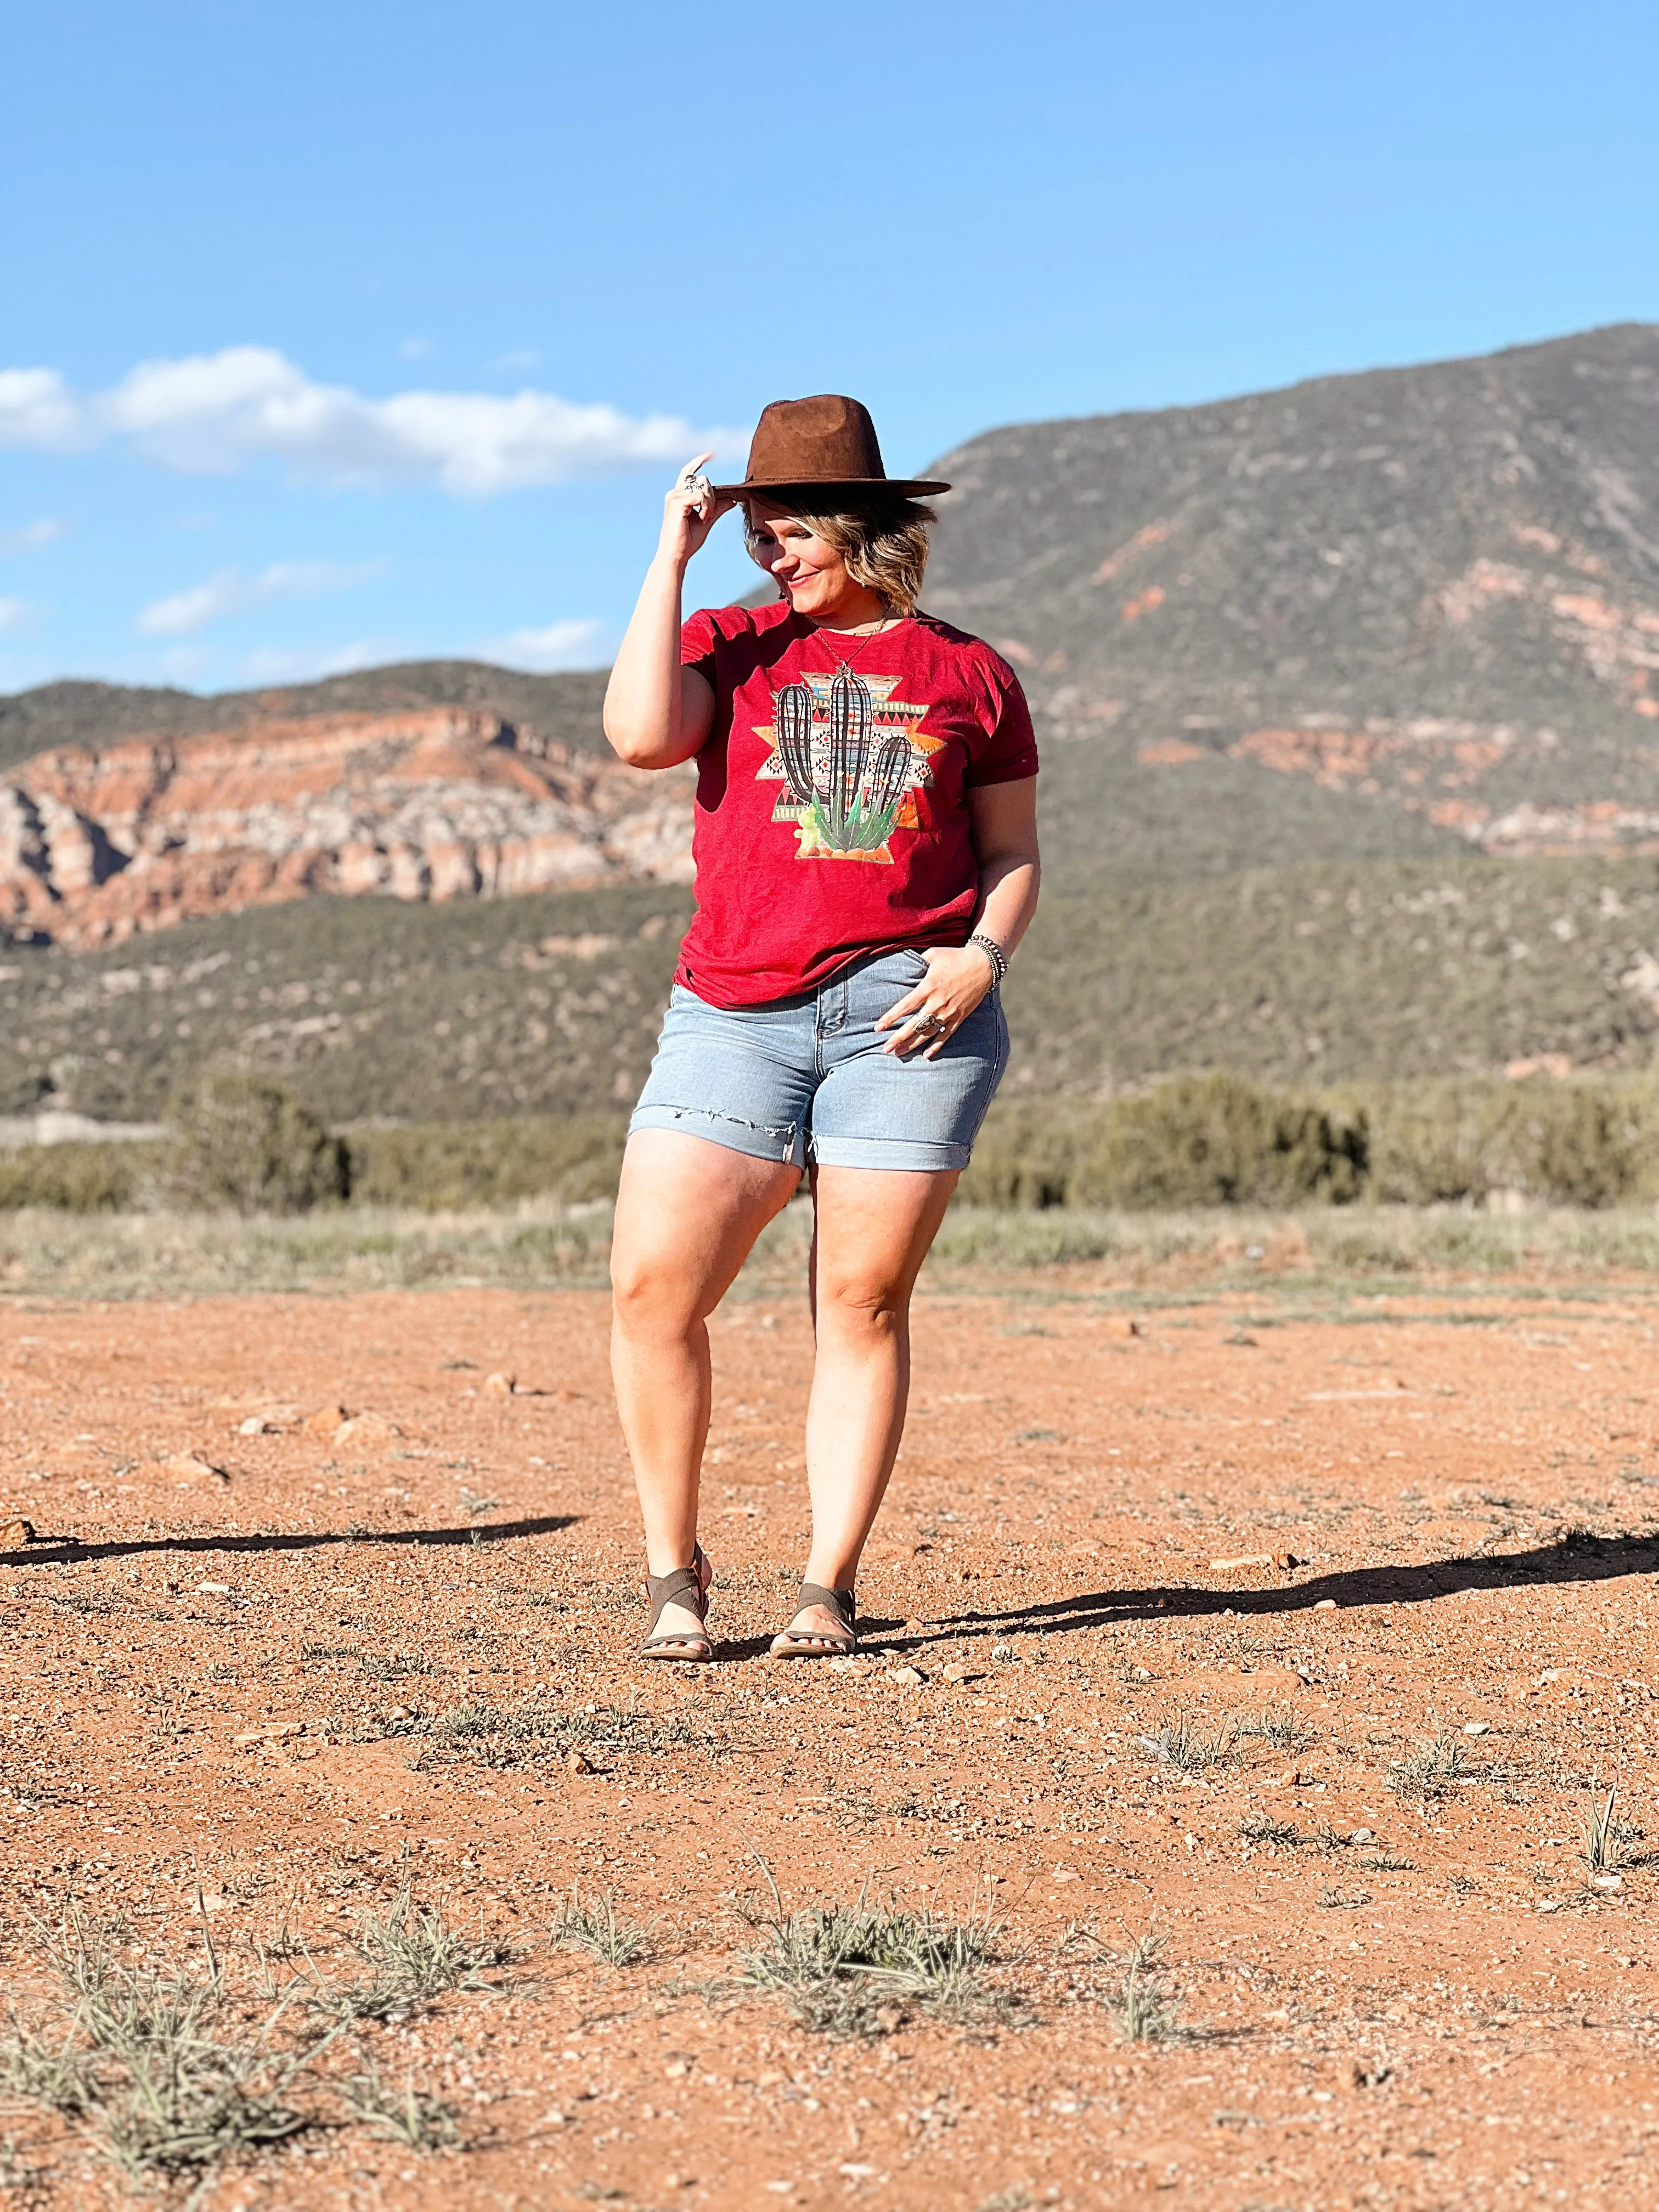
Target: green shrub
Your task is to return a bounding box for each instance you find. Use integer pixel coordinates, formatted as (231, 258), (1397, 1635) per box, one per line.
(0, 1141), (162, 1211)
(1074, 1074), (1365, 1209)
(163, 1070), (349, 1214)
(956, 1098), (1098, 1209)
(346, 1114), (627, 1209)
(1363, 1077), (1659, 1207)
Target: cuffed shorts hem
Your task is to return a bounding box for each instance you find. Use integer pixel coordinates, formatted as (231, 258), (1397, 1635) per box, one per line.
(628, 1102), (806, 1169)
(808, 1133), (972, 1172)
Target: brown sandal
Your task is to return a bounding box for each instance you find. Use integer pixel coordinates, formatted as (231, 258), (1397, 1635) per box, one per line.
(640, 1543), (713, 1662)
(770, 1582), (858, 1659)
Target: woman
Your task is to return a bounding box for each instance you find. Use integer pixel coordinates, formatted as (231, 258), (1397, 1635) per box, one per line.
(603, 393), (1040, 1661)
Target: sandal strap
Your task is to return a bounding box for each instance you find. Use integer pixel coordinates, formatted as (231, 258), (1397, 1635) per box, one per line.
(644, 1544), (709, 1639)
(797, 1582), (856, 1634)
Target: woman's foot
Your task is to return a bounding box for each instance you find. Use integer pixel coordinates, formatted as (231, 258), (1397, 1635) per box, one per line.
(770, 1581), (857, 1659)
(640, 1543), (714, 1662)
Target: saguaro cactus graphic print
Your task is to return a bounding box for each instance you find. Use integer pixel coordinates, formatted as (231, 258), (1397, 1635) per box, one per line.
(765, 672), (929, 861)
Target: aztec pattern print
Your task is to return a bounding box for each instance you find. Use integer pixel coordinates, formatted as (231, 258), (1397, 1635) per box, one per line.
(756, 667), (939, 863)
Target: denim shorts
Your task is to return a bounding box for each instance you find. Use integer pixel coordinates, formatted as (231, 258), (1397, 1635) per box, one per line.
(629, 948), (1009, 1173)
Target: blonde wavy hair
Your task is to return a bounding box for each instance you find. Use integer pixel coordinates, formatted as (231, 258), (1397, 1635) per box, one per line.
(745, 497), (938, 618)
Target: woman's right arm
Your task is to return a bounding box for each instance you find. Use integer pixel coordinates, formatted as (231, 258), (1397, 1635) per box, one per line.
(603, 453), (735, 769)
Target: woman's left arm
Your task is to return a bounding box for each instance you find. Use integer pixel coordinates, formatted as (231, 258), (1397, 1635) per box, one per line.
(878, 777), (1041, 1058)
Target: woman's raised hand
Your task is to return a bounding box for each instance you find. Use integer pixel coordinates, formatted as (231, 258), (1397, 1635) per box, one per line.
(658, 453), (735, 569)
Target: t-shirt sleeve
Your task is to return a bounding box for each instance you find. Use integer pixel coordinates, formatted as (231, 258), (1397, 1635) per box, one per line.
(964, 658), (1040, 787)
(680, 606), (723, 685)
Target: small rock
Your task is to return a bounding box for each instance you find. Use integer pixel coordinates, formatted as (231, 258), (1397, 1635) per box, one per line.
(890, 1665), (927, 1686)
(1593, 1874), (1623, 1891)
(1350, 1827), (1374, 1845)
(1271, 1551), (1300, 1570)
(1313, 1598), (1337, 1611)
(304, 1405), (348, 1438)
(566, 1749), (593, 1775)
(238, 1415), (273, 1437)
(167, 1454), (229, 1488)
(873, 2005), (904, 2034)
(482, 1372), (516, 1397)
(335, 1413), (399, 1449)
(231, 1722), (303, 1749)
(1104, 1314), (1143, 1340)
(1462, 1720), (1491, 1736)
(941, 1662), (977, 1684)
(901, 1617), (929, 1637)
(0, 1517), (37, 1547)
(196, 1581), (232, 1595)
(663, 2058), (689, 2079)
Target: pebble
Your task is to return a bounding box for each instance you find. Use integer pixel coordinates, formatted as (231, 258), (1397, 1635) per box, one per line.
(1104, 1314), (1143, 1339)
(167, 1454), (229, 1488)
(0, 1517), (36, 1547)
(566, 1749), (593, 1774)
(336, 1414), (398, 1449)
(238, 1415), (274, 1436)
(482, 1372), (516, 1396)
(890, 1665), (927, 1686)
(941, 1662), (977, 1684)
(1314, 1598), (1338, 1611)
(1463, 1720), (1491, 1735)
(1350, 1828), (1375, 1844)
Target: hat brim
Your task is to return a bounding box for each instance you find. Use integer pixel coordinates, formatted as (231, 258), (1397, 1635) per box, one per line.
(710, 476), (951, 503)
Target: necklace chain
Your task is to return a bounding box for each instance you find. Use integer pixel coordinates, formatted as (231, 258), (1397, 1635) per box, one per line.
(811, 612), (895, 676)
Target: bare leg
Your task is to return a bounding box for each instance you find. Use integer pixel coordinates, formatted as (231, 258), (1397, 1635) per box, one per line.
(774, 1164), (958, 1651)
(611, 1129), (799, 1646)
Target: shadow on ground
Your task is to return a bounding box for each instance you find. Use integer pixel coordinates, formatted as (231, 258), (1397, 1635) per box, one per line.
(0, 1514), (578, 1570)
(923, 1531), (1659, 1644)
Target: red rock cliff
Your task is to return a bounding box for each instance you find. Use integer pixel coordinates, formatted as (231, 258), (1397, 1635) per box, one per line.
(0, 707), (695, 948)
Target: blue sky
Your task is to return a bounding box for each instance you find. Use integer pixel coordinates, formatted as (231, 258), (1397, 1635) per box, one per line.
(2, 0), (1655, 696)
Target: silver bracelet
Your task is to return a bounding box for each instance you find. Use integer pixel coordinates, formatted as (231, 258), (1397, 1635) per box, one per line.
(968, 932), (1008, 986)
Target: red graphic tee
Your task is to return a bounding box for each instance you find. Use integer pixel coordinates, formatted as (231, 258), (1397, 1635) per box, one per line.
(675, 600), (1038, 1007)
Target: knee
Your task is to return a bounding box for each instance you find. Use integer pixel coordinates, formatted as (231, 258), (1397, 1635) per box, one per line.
(817, 1269), (907, 1334)
(611, 1246), (701, 1341)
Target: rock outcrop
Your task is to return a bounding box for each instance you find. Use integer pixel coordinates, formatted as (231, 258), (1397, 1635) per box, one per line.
(0, 707), (693, 948)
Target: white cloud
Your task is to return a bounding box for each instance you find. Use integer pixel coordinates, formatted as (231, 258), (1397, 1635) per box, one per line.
(0, 598), (32, 633)
(0, 517), (68, 556)
(0, 369), (84, 450)
(236, 637), (410, 684)
(0, 345), (746, 497)
(136, 557), (383, 637)
(477, 617), (607, 672)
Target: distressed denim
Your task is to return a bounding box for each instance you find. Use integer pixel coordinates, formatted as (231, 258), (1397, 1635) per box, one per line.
(629, 948), (1008, 1173)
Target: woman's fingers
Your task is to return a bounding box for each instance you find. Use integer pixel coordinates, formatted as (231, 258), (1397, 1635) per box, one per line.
(873, 984), (929, 1034)
(882, 1001), (958, 1057)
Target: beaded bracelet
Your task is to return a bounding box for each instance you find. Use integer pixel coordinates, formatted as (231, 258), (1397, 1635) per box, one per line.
(968, 932), (1008, 986)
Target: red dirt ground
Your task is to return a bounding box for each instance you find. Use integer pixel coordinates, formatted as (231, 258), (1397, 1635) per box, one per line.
(3, 1261), (1658, 2208)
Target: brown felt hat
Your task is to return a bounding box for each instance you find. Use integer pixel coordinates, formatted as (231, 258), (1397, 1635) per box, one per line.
(712, 393), (950, 501)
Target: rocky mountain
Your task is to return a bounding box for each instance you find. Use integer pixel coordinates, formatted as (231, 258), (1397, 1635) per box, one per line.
(924, 322), (1659, 870)
(5, 323), (1659, 1115)
(0, 663), (611, 776)
(0, 705), (691, 948)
